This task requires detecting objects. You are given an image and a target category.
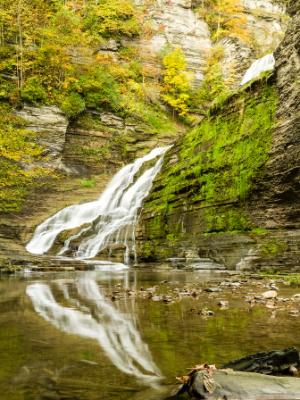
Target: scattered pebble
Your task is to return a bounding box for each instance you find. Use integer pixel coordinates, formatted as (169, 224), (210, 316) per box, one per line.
(152, 295), (161, 302)
(289, 309), (300, 317)
(204, 287), (222, 293)
(200, 308), (214, 317)
(218, 300), (229, 309)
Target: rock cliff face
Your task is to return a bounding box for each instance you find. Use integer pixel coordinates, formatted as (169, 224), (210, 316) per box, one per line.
(0, 0), (295, 271)
(15, 106), (68, 169)
(138, 0), (211, 84)
(137, 0), (286, 85)
(136, 2), (299, 271)
(63, 110), (176, 175)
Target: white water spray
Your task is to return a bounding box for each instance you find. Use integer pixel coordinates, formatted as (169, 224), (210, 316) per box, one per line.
(26, 276), (162, 384)
(26, 147), (169, 261)
(240, 53), (275, 86)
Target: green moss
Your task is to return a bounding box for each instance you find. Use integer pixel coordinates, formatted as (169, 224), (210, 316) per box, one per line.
(203, 208), (251, 233)
(251, 227), (268, 235)
(260, 238), (288, 257)
(72, 145), (110, 160)
(259, 272), (300, 287)
(283, 274), (300, 287)
(124, 100), (178, 135)
(144, 82), (278, 236)
(80, 178), (96, 188)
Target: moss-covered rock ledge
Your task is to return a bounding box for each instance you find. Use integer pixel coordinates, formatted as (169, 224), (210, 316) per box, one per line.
(136, 78), (300, 271)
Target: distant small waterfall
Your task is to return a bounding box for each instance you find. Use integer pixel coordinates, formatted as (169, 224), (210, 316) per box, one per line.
(240, 53), (275, 86)
(26, 276), (162, 384)
(26, 147), (169, 262)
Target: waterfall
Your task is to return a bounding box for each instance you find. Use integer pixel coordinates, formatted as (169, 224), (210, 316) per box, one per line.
(240, 53), (275, 86)
(26, 276), (162, 384)
(26, 146), (169, 262)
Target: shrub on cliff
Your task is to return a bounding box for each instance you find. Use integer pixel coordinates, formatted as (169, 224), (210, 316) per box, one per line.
(60, 92), (86, 118)
(20, 77), (47, 105)
(162, 48), (192, 117)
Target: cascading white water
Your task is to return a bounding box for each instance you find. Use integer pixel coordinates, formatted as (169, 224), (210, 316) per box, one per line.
(240, 53), (275, 86)
(26, 146), (169, 262)
(26, 275), (162, 384)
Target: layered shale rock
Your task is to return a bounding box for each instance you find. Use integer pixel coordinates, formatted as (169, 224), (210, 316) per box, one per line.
(137, 0), (286, 86)
(137, 2), (299, 270)
(15, 106), (68, 168)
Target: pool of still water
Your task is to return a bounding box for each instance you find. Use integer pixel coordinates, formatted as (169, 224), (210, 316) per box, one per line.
(1, 267), (300, 400)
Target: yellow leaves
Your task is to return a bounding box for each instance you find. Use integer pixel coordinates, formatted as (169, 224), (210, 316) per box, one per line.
(0, 126), (42, 163)
(85, 0), (141, 38)
(163, 48), (187, 73)
(197, 0), (250, 44)
(0, 105), (54, 212)
(162, 48), (193, 116)
(127, 79), (143, 96)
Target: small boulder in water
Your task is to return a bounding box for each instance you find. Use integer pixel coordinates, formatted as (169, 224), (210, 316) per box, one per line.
(262, 290), (277, 299)
(218, 300), (228, 309)
(152, 295), (162, 302)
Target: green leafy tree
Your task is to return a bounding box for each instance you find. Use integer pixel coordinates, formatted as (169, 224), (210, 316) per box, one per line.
(60, 92), (85, 118)
(83, 0), (141, 39)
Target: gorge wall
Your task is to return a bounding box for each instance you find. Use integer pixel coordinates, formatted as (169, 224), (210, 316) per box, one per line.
(137, 0), (286, 85)
(136, 1), (300, 271)
(0, 0), (296, 270)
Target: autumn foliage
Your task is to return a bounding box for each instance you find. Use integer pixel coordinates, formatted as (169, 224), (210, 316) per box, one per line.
(197, 0), (250, 43)
(162, 48), (192, 117)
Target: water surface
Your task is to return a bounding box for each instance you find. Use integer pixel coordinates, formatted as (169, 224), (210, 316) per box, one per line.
(1, 267), (300, 400)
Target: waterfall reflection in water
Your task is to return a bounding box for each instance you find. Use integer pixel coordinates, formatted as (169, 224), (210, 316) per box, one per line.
(26, 274), (162, 385)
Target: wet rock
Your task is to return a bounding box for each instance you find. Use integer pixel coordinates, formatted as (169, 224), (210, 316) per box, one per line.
(200, 308), (214, 317)
(152, 295), (162, 302)
(184, 369), (300, 399)
(187, 258), (225, 270)
(80, 359), (98, 366)
(262, 290), (278, 299)
(99, 39), (119, 52)
(265, 300), (277, 309)
(220, 281), (241, 288)
(289, 309), (300, 317)
(204, 287), (222, 293)
(163, 295), (173, 304)
(218, 300), (229, 309)
(222, 347), (300, 376)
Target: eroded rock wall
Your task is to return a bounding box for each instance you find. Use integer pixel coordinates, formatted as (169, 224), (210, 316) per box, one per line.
(15, 106), (68, 169)
(137, 0), (286, 86)
(136, 3), (299, 271)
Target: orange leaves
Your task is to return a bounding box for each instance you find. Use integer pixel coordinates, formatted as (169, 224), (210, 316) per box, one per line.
(197, 0), (250, 44)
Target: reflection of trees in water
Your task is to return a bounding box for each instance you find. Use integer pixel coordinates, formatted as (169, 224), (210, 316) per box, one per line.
(26, 274), (162, 385)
